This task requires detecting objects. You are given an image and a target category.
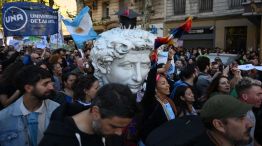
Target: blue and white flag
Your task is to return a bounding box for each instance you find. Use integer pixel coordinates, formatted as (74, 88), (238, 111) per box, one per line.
(62, 6), (97, 49)
(9, 39), (23, 51)
(238, 64), (254, 71)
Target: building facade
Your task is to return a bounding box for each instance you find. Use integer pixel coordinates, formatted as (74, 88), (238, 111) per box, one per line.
(84, 0), (165, 36)
(242, 0), (262, 61)
(165, 0), (257, 52)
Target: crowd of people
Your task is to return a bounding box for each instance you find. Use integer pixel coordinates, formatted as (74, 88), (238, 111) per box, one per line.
(0, 42), (262, 146)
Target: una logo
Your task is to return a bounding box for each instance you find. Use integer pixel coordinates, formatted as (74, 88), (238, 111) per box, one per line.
(3, 6), (28, 31)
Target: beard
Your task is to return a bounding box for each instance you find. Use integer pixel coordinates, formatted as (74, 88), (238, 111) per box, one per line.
(232, 136), (252, 146)
(225, 128), (252, 146)
(32, 89), (55, 100)
(92, 120), (103, 135)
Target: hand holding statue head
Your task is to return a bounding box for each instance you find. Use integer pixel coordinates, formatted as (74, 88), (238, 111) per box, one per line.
(91, 28), (156, 93)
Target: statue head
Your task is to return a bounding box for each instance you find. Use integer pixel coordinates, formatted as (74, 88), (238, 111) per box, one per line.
(91, 28), (156, 93)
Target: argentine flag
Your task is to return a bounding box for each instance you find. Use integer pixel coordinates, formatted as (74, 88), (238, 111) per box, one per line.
(63, 6), (97, 49)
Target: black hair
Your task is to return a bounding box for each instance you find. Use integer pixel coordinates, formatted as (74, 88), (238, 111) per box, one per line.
(36, 60), (48, 67)
(0, 60), (25, 85)
(179, 64), (196, 80)
(92, 83), (137, 118)
(206, 73), (228, 99)
(211, 61), (218, 66)
(202, 119), (215, 130)
(53, 48), (66, 54)
(173, 86), (192, 116)
(14, 65), (52, 92)
(72, 75), (98, 102)
(61, 72), (78, 88)
(196, 56), (210, 72)
(141, 66), (158, 109)
(47, 62), (60, 75)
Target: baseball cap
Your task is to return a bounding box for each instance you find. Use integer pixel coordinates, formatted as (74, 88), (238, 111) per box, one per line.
(200, 95), (251, 121)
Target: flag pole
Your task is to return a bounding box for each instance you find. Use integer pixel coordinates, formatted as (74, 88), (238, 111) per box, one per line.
(78, 49), (84, 59)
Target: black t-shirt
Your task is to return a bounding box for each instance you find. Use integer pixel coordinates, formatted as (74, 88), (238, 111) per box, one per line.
(0, 84), (19, 110)
(65, 117), (104, 146)
(39, 116), (104, 146)
(0, 84), (17, 97)
(190, 131), (216, 146)
(254, 107), (262, 145)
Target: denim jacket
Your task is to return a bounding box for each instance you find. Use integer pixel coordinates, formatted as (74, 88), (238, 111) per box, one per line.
(0, 97), (59, 146)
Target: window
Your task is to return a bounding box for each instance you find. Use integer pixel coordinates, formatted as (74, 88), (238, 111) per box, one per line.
(225, 26), (247, 52)
(199, 0), (213, 12)
(93, 1), (98, 10)
(102, 2), (110, 19)
(174, 0), (186, 15)
(228, 0), (244, 9)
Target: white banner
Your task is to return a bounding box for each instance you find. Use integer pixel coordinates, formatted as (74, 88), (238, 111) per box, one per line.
(238, 64), (262, 71)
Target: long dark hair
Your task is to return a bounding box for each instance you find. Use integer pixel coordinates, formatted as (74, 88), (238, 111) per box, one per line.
(61, 72), (78, 89)
(206, 73), (228, 99)
(72, 75), (98, 102)
(141, 63), (165, 109)
(173, 86), (192, 116)
(0, 60), (25, 86)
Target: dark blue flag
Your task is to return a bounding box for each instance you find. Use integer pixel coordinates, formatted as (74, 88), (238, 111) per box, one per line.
(2, 2), (58, 36)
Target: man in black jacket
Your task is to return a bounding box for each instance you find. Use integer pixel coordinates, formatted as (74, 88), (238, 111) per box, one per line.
(39, 83), (137, 146)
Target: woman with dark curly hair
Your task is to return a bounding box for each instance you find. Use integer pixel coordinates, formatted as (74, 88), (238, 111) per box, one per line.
(72, 75), (99, 106)
(0, 61), (24, 110)
(205, 73), (230, 99)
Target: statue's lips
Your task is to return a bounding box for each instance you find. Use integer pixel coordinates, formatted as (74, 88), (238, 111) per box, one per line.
(128, 84), (141, 89)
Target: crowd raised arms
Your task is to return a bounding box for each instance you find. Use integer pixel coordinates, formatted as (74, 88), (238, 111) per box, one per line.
(1, 1), (262, 145)
(1, 41), (262, 146)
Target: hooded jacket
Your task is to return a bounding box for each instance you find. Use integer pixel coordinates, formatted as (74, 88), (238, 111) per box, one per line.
(39, 103), (104, 146)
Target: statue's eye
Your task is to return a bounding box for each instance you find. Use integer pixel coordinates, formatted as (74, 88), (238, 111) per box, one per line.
(119, 62), (133, 69)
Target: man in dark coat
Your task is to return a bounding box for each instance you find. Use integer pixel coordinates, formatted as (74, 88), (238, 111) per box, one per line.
(39, 83), (138, 146)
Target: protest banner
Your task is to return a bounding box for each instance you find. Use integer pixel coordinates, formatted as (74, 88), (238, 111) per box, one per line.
(0, 30), (3, 46)
(207, 53), (239, 65)
(9, 39), (23, 51)
(2, 2), (58, 36)
(23, 36), (48, 49)
(50, 12), (64, 49)
(238, 64), (262, 71)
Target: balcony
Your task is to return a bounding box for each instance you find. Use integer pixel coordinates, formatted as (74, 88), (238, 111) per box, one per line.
(229, 0), (245, 9)
(199, 0), (213, 13)
(173, 0), (186, 15)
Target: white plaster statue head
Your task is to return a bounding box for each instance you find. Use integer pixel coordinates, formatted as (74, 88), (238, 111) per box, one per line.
(91, 28), (156, 93)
